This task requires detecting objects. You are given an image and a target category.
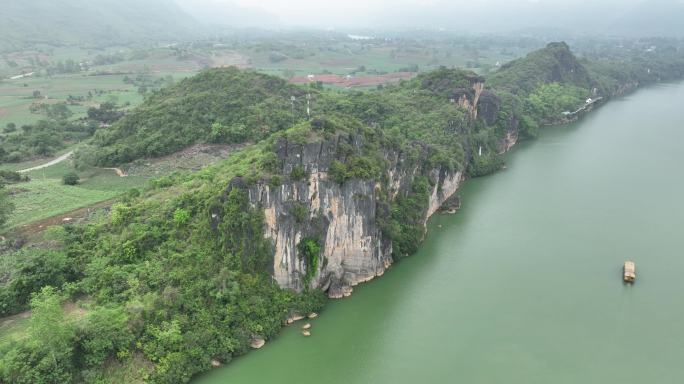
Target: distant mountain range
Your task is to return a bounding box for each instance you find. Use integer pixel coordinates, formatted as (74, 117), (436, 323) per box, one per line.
(0, 0), (201, 51)
(0, 0), (287, 52)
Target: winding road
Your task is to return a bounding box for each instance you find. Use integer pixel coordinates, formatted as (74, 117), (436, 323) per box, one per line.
(17, 151), (74, 173)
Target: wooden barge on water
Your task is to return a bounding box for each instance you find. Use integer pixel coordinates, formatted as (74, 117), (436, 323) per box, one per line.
(623, 261), (636, 283)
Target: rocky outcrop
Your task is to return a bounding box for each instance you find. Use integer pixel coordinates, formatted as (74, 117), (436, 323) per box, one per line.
(224, 73), (510, 299)
(498, 129), (519, 154)
(248, 168), (390, 298)
(477, 90), (501, 126)
(452, 82), (484, 119)
(244, 135), (463, 298)
(612, 81), (640, 97)
(426, 168), (463, 219)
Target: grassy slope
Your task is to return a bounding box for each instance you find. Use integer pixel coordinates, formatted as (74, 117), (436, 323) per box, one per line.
(5, 161), (148, 228)
(84, 67), (306, 165)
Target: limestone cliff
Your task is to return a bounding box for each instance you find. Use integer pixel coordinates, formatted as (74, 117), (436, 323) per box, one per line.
(226, 75), (507, 298)
(244, 135), (463, 298)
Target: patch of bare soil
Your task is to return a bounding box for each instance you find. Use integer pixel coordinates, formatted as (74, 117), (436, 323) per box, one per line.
(0, 310), (31, 329)
(125, 143), (245, 177)
(0, 107), (8, 117)
(63, 301), (89, 319)
(7, 144), (241, 237)
(6, 187), (29, 196)
(100, 167), (127, 177)
(10, 199), (114, 238)
(0, 300), (91, 330)
(291, 72), (416, 88)
(211, 50), (250, 68)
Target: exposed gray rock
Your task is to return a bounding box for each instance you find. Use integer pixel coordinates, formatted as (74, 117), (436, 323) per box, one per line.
(477, 90), (501, 126)
(244, 135), (463, 298)
(219, 79), (510, 298)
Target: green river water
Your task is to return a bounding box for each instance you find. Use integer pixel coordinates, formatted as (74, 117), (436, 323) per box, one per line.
(196, 82), (684, 384)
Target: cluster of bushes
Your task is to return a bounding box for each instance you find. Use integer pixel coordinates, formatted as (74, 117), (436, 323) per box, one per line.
(86, 102), (124, 125)
(62, 172), (80, 185)
(29, 103), (73, 120)
(81, 67), (309, 166)
(0, 287), (135, 383)
(0, 103), (125, 163)
(378, 176), (432, 259)
(122, 73), (175, 95)
(0, 120), (93, 162)
(0, 183), (325, 382)
(0, 184), (14, 228)
(297, 237), (321, 284)
(0, 170), (29, 184)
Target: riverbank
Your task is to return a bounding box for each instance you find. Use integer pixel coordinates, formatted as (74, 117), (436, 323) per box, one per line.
(195, 79), (684, 384)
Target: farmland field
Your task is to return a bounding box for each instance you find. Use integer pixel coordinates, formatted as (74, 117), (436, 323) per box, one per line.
(5, 160), (148, 229)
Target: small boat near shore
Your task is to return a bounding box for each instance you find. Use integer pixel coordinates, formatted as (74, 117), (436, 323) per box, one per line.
(623, 261), (636, 283)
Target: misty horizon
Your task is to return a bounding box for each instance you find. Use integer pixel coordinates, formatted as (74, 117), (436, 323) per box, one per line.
(176, 0), (684, 37)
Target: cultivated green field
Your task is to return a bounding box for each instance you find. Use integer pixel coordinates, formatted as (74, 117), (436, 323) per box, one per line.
(5, 160), (148, 229)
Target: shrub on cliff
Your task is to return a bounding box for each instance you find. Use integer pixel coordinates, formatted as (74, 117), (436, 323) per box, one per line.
(468, 154), (505, 177)
(297, 237), (321, 284)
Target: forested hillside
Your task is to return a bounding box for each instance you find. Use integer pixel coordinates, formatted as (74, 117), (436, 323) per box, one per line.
(0, 0), (199, 52)
(79, 69), (307, 165)
(485, 41), (684, 132)
(80, 41), (684, 169)
(2, 42), (684, 383)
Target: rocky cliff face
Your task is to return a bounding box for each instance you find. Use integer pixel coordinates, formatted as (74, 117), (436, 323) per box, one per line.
(244, 135), (462, 298)
(474, 90), (519, 153)
(230, 77), (509, 298)
(453, 81), (484, 119)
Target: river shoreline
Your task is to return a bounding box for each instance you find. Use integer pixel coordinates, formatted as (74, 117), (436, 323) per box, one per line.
(194, 78), (684, 382)
(197, 78), (684, 384)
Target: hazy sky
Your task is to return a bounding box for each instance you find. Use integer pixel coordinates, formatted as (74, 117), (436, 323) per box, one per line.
(176, 0), (684, 36)
(180, 0), (637, 27)
(227, 0), (444, 23)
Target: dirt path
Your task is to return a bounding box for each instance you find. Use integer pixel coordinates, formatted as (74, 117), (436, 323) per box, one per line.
(0, 310), (31, 330)
(17, 151), (74, 173)
(10, 199), (115, 237)
(101, 167), (127, 177)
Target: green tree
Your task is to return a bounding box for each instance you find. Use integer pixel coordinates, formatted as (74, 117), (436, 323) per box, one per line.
(62, 172), (80, 185)
(0, 184), (14, 228)
(173, 208), (190, 226)
(28, 287), (75, 371)
(297, 237), (321, 284)
(0, 287), (76, 383)
(78, 306), (134, 367)
(210, 122), (227, 143)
